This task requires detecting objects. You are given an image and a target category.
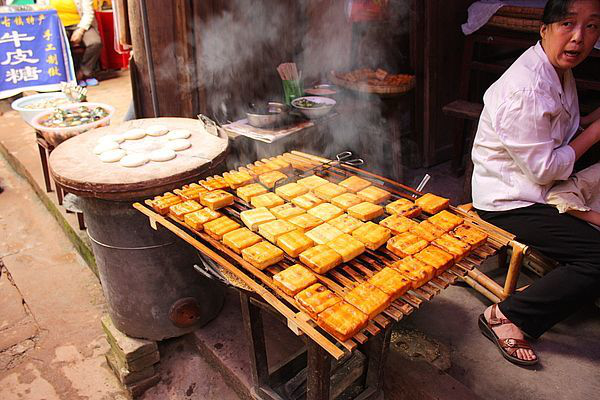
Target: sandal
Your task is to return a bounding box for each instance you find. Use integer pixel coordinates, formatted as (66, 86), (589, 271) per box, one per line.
(478, 304), (538, 366)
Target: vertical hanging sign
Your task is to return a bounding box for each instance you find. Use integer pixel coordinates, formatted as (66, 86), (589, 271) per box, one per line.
(0, 9), (75, 99)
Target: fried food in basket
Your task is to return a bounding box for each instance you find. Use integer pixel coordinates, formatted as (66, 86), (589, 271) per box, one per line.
(337, 68), (414, 88)
(258, 170), (287, 189)
(251, 192), (285, 209)
(204, 216), (241, 240)
(379, 214), (418, 234)
(428, 210), (464, 232)
(150, 192), (182, 215)
(313, 182), (348, 201)
(451, 224), (488, 248)
(299, 244), (343, 274)
(351, 222), (391, 250)
(385, 198), (422, 218)
(291, 192), (325, 210)
(184, 207), (221, 230)
(296, 175), (329, 190)
(328, 213), (364, 234)
(305, 223), (344, 245)
(295, 283), (342, 319)
(277, 230), (314, 258)
(338, 176), (372, 193)
(271, 203), (305, 220)
(415, 193), (449, 214)
(356, 186), (391, 204)
(240, 207), (276, 231)
(317, 301), (368, 342)
(174, 183), (208, 202)
(331, 193), (363, 210)
(368, 267), (412, 300)
(347, 202), (384, 221)
(432, 234), (471, 261)
(287, 213), (323, 233)
(223, 227), (262, 254)
(275, 182), (308, 201)
(258, 219), (297, 243)
(241, 241), (284, 270)
(391, 256), (435, 288)
(326, 233), (365, 263)
(169, 200), (202, 220)
(199, 189), (234, 211)
(273, 264), (318, 297)
(199, 176), (229, 191)
(223, 170), (254, 189)
(344, 283), (390, 320)
(410, 220), (446, 242)
(414, 245), (454, 275)
(237, 183), (268, 203)
(307, 203), (344, 222)
(387, 232), (429, 258)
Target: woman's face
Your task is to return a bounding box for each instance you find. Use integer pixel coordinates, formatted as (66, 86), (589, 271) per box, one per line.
(540, 0), (600, 75)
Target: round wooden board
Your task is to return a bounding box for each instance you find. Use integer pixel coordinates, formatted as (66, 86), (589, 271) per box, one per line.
(49, 117), (229, 200)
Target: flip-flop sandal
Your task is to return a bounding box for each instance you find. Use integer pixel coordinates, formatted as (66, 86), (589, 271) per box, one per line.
(478, 305), (538, 366)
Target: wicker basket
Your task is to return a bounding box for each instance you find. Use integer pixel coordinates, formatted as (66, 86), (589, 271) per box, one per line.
(495, 5), (543, 20)
(329, 71), (415, 96)
(487, 15), (542, 32)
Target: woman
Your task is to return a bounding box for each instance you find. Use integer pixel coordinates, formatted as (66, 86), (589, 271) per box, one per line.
(471, 0), (600, 366)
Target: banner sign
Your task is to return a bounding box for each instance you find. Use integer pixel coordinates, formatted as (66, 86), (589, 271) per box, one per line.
(0, 9), (75, 99)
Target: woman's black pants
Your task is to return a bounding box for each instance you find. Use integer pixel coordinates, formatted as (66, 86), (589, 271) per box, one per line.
(478, 204), (600, 338)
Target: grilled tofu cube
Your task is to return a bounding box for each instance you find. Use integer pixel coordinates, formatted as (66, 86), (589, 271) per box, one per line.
(199, 176), (229, 191)
(410, 220), (446, 242)
(306, 223), (343, 245)
(351, 222), (391, 250)
(347, 202), (384, 221)
(391, 256), (435, 288)
(356, 186), (391, 204)
(296, 175), (329, 190)
(237, 183), (268, 203)
(204, 216), (241, 240)
(199, 189), (234, 210)
(317, 301), (368, 342)
(277, 230), (314, 258)
(240, 207), (276, 231)
(266, 156), (291, 171)
(174, 183), (208, 202)
(331, 193), (363, 210)
(379, 214), (418, 235)
(451, 224), (488, 248)
(368, 267), (412, 300)
(258, 219), (297, 243)
(329, 214), (364, 234)
(183, 207), (221, 230)
(344, 283), (390, 320)
(287, 213), (323, 233)
(150, 192), (182, 215)
(251, 192), (285, 209)
(326, 234), (365, 263)
(432, 234), (471, 261)
(428, 210), (464, 232)
(275, 182), (308, 201)
(338, 176), (371, 193)
(242, 241), (284, 270)
(273, 264), (318, 296)
(223, 227), (262, 254)
(415, 193), (449, 214)
(313, 182), (347, 201)
(271, 203), (306, 220)
(245, 162), (272, 176)
(291, 192), (325, 210)
(258, 170), (287, 189)
(223, 170), (254, 189)
(259, 159), (283, 172)
(299, 245), (343, 274)
(414, 245), (454, 275)
(307, 203), (344, 222)
(385, 198), (422, 218)
(387, 232), (429, 258)
(295, 283), (341, 319)
(169, 200), (202, 220)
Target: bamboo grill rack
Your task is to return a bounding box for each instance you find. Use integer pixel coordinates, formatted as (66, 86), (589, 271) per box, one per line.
(133, 151), (522, 360)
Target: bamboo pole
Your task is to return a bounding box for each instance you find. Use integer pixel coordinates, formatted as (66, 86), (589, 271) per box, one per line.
(503, 242), (526, 297)
(466, 268), (505, 300)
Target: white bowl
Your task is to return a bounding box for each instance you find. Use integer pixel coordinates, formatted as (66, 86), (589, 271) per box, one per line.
(11, 92), (70, 126)
(291, 96), (336, 119)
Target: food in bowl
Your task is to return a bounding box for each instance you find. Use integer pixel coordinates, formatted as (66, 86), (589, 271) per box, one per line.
(293, 98), (327, 108)
(38, 105), (110, 128)
(291, 96), (336, 119)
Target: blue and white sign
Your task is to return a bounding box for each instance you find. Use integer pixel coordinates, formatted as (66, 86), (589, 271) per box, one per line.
(0, 10), (75, 99)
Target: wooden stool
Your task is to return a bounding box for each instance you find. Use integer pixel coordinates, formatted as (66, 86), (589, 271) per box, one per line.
(442, 100), (483, 176)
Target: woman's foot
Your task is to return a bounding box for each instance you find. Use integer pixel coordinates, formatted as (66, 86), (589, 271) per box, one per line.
(478, 304), (538, 365)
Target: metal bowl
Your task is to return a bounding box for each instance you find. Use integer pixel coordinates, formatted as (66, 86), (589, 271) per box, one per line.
(291, 96), (336, 119)
(246, 102), (289, 128)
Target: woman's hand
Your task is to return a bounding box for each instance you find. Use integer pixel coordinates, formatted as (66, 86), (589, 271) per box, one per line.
(570, 118), (600, 160)
(70, 28), (85, 45)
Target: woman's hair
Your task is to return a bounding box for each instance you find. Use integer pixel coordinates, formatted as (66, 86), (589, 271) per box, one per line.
(542, 0), (574, 24)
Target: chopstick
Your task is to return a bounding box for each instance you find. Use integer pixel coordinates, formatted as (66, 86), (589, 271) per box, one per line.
(277, 62), (299, 81)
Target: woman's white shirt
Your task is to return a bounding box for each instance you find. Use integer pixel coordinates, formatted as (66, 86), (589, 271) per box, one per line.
(471, 41), (579, 211)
